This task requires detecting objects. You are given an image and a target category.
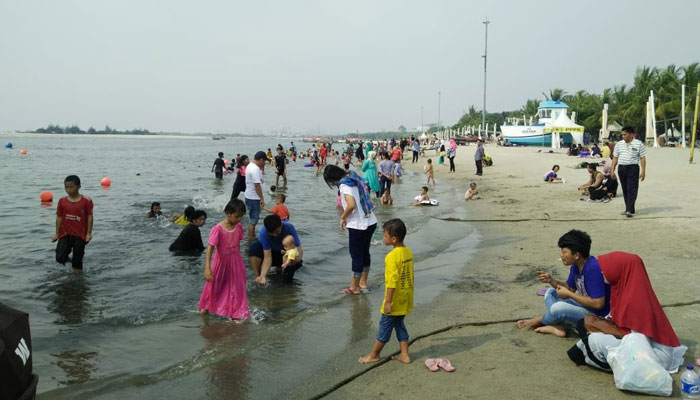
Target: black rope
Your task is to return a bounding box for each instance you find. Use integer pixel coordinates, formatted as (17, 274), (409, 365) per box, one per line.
(308, 301), (699, 399)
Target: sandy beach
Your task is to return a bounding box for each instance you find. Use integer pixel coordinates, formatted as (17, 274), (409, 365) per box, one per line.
(299, 144), (700, 399)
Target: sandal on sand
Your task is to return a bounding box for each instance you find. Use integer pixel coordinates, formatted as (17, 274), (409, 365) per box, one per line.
(437, 358), (455, 372)
(424, 358), (439, 372)
(341, 288), (360, 295)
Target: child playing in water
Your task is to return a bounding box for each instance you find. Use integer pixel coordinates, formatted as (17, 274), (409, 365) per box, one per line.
(198, 199), (250, 321)
(280, 234), (299, 270)
(172, 206), (195, 226)
(381, 189), (393, 205)
(464, 182), (478, 200)
(392, 159), (403, 183)
(52, 175), (93, 274)
(413, 186), (429, 206)
(343, 152), (353, 171)
(359, 219), (413, 365)
(263, 194), (290, 221)
(424, 159), (435, 185)
(146, 202), (163, 218)
(169, 210), (206, 252)
(211, 152), (225, 179)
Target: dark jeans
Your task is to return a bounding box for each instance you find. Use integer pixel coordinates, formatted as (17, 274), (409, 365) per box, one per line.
(248, 240), (303, 283)
(448, 157), (455, 172)
(618, 164), (639, 213)
(56, 235), (86, 270)
(347, 223), (377, 278)
(475, 160), (483, 175)
(412, 151), (419, 163)
(379, 176), (392, 197)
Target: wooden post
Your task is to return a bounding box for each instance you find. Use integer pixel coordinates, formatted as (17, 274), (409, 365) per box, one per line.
(690, 83), (700, 163)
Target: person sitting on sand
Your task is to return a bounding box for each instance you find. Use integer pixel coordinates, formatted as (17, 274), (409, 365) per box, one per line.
(413, 186), (429, 206)
(544, 165), (564, 183)
(516, 230), (609, 337)
(464, 182), (479, 200)
(578, 163), (605, 200)
(590, 143), (602, 158)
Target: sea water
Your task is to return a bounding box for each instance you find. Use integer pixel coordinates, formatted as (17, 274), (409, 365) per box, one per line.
(0, 134), (477, 399)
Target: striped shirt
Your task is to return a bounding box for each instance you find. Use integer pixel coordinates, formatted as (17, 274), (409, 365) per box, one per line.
(613, 139), (646, 165)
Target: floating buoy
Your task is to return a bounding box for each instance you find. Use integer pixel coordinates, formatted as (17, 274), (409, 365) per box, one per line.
(100, 177), (111, 187)
(5, 142), (12, 148)
(224, 159), (230, 166)
(19, 149), (27, 155)
(40, 190), (53, 202)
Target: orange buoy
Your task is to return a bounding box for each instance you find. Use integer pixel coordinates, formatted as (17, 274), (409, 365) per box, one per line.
(100, 177), (111, 187)
(19, 149), (27, 155)
(40, 190), (53, 202)
(224, 159), (230, 166)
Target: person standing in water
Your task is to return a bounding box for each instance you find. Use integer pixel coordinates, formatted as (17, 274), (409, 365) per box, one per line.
(244, 151), (266, 240)
(211, 152), (225, 179)
(52, 175), (93, 274)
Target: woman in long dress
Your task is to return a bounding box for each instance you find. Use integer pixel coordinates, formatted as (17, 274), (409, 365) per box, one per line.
(361, 158), (381, 198)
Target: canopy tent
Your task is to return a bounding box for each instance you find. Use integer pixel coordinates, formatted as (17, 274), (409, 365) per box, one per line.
(544, 112), (584, 148)
(607, 121), (622, 132)
(419, 132), (428, 140)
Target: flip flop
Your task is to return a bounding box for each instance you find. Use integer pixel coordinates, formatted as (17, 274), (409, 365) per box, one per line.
(437, 358), (455, 372)
(359, 287), (370, 294)
(341, 288), (360, 295)
(424, 358), (439, 372)
(536, 288), (548, 296)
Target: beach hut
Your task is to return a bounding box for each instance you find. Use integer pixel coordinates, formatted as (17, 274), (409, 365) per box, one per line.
(545, 112), (584, 149)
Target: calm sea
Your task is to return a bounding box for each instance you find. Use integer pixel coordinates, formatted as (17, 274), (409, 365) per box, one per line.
(0, 134), (477, 399)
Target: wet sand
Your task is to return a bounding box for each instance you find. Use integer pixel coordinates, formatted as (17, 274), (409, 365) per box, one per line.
(303, 144), (700, 399)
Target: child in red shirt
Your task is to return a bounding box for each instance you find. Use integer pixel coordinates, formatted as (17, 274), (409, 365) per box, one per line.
(264, 194), (290, 221)
(51, 175), (93, 274)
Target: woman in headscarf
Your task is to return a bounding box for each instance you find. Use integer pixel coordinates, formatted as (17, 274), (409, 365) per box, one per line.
(361, 156), (381, 198)
(447, 139), (457, 173)
(568, 252), (686, 372)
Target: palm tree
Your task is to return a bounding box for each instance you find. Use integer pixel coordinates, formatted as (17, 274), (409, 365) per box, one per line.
(542, 88), (567, 101)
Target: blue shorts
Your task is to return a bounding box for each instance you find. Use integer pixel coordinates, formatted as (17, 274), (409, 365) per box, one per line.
(376, 314), (408, 343)
(245, 198), (261, 225)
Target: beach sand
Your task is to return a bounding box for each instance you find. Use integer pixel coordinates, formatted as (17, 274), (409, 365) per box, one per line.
(301, 144), (700, 399)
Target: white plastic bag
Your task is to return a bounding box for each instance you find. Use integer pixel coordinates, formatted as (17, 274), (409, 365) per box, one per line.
(606, 333), (673, 396)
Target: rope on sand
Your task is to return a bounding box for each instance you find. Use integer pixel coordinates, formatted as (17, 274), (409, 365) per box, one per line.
(433, 215), (700, 223)
(309, 300), (700, 399)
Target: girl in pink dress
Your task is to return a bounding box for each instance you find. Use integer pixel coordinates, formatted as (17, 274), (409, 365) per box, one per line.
(198, 199), (250, 320)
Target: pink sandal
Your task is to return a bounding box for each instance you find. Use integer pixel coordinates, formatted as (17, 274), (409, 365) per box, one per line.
(424, 358), (439, 372)
(437, 358), (455, 372)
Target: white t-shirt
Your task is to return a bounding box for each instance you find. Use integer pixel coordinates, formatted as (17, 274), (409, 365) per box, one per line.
(339, 184), (377, 230)
(244, 162), (264, 200)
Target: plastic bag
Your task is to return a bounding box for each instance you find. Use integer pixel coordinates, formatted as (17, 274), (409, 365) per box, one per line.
(606, 333), (672, 396)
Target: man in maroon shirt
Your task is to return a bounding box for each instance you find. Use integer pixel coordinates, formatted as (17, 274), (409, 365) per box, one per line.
(51, 175), (93, 274)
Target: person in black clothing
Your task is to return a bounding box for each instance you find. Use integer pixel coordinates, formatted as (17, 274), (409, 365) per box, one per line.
(169, 210), (207, 252)
(211, 152), (225, 179)
(146, 202), (163, 218)
(231, 155), (249, 200)
(274, 148), (287, 187)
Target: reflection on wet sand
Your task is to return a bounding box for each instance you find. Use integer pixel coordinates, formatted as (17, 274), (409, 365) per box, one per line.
(50, 350), (99, 386)
(200, 318), (251, 400)
(349, 294), (373, 343)
(46, 274), (90, 325)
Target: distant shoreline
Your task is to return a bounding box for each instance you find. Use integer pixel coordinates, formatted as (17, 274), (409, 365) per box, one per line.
(1, 132), (207, 140)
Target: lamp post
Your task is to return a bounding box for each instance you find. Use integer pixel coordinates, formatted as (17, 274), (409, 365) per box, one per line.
(482, 18), (490, 135)
(438, 91), (441, 136)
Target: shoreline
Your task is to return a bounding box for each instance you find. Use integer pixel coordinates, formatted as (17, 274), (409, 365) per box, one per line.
(310, 144), (700, 399)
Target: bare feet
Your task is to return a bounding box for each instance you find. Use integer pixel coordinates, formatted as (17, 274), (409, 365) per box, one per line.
(358, 354), (380, 364)
(200, 309), (209, 315)
(534, 325), (566, 337)
(256, 276), (267, 286)
(392, 354), (411, 364)
(516, 318), (542, 330)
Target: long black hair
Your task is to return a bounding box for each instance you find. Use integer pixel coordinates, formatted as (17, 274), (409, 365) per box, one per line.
(322, 165), (347, 188)
(236, 154), (249, 168)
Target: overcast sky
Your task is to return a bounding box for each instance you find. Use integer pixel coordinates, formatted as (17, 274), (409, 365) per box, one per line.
(1, 0), (699, 135)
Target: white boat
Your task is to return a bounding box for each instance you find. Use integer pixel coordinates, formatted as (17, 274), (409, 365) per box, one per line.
(500, 100), (583, 147)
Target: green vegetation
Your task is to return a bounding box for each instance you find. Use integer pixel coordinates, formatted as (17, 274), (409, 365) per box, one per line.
(33, 124), (152, 135)
(453, 63), (700, 138)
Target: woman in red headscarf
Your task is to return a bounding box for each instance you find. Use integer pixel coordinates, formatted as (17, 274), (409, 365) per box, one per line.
(568, 252), (686, 372)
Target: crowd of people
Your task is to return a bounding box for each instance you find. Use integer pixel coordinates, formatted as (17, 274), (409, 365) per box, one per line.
(49, 124), (684, 391)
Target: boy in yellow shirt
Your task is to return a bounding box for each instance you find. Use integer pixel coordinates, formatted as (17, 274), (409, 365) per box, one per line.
(359, 219), (414, 364)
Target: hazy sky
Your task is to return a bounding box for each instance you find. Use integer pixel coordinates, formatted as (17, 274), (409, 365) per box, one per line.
(1, 0), (699, 134)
